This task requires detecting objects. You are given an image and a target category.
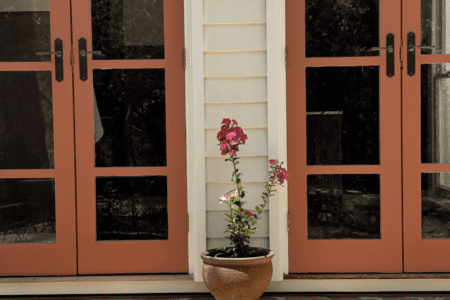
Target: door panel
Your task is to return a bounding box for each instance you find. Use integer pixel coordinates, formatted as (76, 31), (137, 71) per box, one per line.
(0, 0), (77, 276)
(287, 0), (402, 273)
(403, 0), (450, 272)
(72, 0), (187, 274)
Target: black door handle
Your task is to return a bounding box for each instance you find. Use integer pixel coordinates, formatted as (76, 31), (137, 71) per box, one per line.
(371, 33), (395, 77)
(78, 38), (104, 81)
(407, 31), (435, 76)
(35, 38), (63, 82)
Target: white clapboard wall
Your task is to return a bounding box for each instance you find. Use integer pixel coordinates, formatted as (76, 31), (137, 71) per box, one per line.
(203, 0), (269, 250)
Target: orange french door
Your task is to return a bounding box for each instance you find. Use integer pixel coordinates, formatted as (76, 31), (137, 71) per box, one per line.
(0, 0), (187, 276)
(72, 0), (187, 275)
(288, 0), (450, 274)
(0, 0), (77, 276)
(287, 0), (403, 273)
(403, 0), (450, 272)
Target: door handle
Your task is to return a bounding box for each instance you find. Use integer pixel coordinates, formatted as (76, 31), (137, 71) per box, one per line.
(406, 32), (435, 76)
(35, 38), (64, 82)
(78, 38), (104, 81)
(371, 33), (395, 77)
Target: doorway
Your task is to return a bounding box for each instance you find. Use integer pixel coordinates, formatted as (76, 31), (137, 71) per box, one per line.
(287, 0), (450, 273)
(0, 0), (187, 276)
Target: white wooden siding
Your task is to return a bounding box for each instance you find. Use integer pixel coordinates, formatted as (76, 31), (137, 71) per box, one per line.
(204, 78), (267, 103)
(204, 0), (266, 23)
(204, 26), (267, 50)
(203, 0), (269, 251)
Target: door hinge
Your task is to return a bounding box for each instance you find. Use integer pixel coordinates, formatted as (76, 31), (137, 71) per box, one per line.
(287, 212), (290, 231)
(183, 48), (186, 69)
(186, 212), (189, 233)
(285, 45), (288, 68)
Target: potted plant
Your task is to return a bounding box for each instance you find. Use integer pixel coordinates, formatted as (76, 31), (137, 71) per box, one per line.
(201, 118), (289, 300)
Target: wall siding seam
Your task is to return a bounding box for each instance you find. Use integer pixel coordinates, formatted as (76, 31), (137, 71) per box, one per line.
(204, 22), (266, 26)
(205, 101), (267, 105)
(204, 50), (267, 54)
(206, 127), (268, 131)
(205, 76), (267, 79)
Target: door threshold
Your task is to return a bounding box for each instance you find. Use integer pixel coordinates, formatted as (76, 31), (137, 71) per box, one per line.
(3, 274), (450, 296)
(285, 273), (450, 279)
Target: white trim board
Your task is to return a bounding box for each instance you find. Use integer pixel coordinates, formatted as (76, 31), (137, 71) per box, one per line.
(266, 0), (288, 281)
(2, 277), (450, 295)
(184, 0), (206, 282)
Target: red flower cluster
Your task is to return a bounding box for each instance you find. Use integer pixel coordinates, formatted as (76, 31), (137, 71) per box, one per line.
(217, 118), (248, 156)
(273, 167), (289, 184)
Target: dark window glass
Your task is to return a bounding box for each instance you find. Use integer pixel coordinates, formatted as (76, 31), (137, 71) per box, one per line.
(94, 69), (166, 167)
(308, 174), (380, 240)
(96, 176), (168, 241)
(91, 0), (164, 60)
(307, 66), (379, 165)
(0, 71), (54, 169)
(305, 0), (379, 57)
(0, 178), (56, 244)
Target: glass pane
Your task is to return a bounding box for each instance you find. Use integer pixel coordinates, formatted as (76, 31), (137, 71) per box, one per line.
(0, 1), (50, 62)
(307, 67), (380, 165)
(308, 174), (380, 240)
(96, 176), (168, 241)
(91, 0), (164, 60)
(0, 71), (54, 169)
(305, 0), (379, 57)
(421, 0), (450, 55)
(421, 63), (450, 164)
(0, 178), (56, 244)
(422, 173), (450, 239)
(93, 69), (166, 167)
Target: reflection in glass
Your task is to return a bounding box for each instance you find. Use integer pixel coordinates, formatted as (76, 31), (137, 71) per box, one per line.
(0, 2), (50, 62)
(421, 0), (450, 55)
(94, 69), (166, 167)
(0, 178), (56, 244)
(422, 173), (450, 239)
(308, 174), (380, 240)
(0, 71), (54, 169)
(91, 0), (164, 60)
(305, 0), (379, 57)
(421, 64), (450, 164)
(96, 176), (168, 241)
(307, 67), (379, 165)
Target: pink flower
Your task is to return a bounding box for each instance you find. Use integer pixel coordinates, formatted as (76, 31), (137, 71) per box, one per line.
(269, 159), (276, 165)
(244, 210), (253, 218)
(232, 119), (238, 125)
(226, 131), (237, 141)
(231, 189), (238, 197)
(228, 149), (236, 155)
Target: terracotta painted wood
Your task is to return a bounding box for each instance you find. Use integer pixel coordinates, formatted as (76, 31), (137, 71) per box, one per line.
(286, 0), (403, 273)
(0, 0), (77, 276)
(72, 0), (188, 274)
(402, 0), (450, 273)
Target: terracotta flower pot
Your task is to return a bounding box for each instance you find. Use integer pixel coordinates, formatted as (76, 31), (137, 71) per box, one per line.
(201, 247), (274, 300)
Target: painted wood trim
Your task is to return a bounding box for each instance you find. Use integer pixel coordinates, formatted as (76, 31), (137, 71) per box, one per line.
(184, 0), (206, 282)
(4, 276), (450, 295)
(266, 0), (288, 281)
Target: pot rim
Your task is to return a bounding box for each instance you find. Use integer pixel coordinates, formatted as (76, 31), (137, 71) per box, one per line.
(200, 248), (275, 266)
